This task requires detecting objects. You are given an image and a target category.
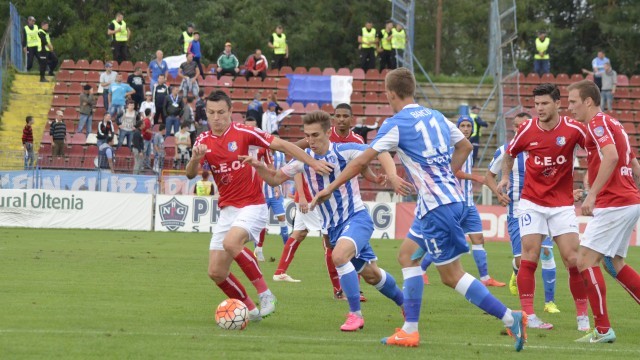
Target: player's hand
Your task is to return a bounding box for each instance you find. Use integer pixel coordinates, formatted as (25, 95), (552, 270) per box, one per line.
(497, 192), (511, 206)
(388, 175), (413, 196)
(238, 155), (264, 169)
(310, 159), (333, 175)
(310, 189), (332, 211)
(581, 193), (595, 216)
(274, 188), (281, 199)
(191, 144), (208, 161)
(471, 174), (486, 184)
(375, 174), (388, 186)
(497, 178), (509, 195)
(298, 198), (309, 214)
(573, 189), (585, 202)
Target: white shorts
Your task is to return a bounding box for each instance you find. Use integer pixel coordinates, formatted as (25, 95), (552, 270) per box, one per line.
(517, 199), (579, 237)
(581, 204), (640, 258)
(293, 205), (326, 234)
(209, 204), (268, 251)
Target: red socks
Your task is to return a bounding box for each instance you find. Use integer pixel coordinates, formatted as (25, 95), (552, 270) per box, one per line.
(581, 266), (610, 334)
(257, 228), (266, 248)
(568, 266), (589, 317)
(324, 244), (341, 292)
(275, 238), (301, 275)
(234, 247), (268, 294)
(517, 259), (537, 315)
(616, 264), (640, 304)
(216, 273), (257, 311)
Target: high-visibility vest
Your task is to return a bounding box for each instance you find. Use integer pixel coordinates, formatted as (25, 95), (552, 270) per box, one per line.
(182, 31), (194, 53)
(38, 29), (51, 52)
(24, 25), (40, 50)
(196, 180), (213, 196)
(380, 29), (393, 51)
(392, 28), (406, 50)
(361, 27), (376, 49)
(469, 113), (482, 137)
(112, 20), (128, 42)
(534, 37), (550, 60)
(272, 33), (287, 55)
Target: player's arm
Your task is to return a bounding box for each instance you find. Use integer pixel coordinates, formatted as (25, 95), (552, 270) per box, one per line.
(581, 144), (618, 216)
(293, 138), (309, 150)
(451, 138), (473, 174)
(239, 155), (290, 186)
(484, 170), (510, 206)
(497, 154), (515, 193)
(186, 144), (206, 179)
(455, 169), (484, 183)
(631, 157), (640, 189)
(269, 137), (332, 175)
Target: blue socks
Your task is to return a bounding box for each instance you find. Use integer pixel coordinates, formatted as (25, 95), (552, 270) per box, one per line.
(472, 244), (489, 280)
(336, 262), (361, 313)
(279, 221), (288, 245)
(402, 267), (424, 323)
(540, 248), (557, 303)
(455, 273), (507, 320)
(374, 269), (404, 306)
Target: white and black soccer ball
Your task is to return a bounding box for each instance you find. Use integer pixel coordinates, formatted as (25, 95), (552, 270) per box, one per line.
(215, 298), (249, 330)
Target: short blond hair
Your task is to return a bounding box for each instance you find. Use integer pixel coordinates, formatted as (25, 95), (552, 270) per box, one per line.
(385, 67), (415, 99)
(302, 110), (331, 132)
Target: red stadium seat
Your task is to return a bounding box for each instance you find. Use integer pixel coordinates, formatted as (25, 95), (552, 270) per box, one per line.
(322, 68), (336, 76)
(617, 74), (629, 87)
(56, 70), (71, 82)
(276, 89), (289, 99)
(364, 105), (380, 116)
(262, 77), (277, 89)
(337, 68), (350, 76)
(351, 68), (365, 80)
(54, 82), (70, 94)
(231, 113), (244, 123)
(267, 68), (279, 78)
(365, 81), (381, 93)
(352, 80), (364, 92)
(89, 60), (105, 71)
(630, 75), (640, 87)
(231, 102), (245, 113)
(321, 103), (334, 113)
(218, 76), (233, 87)
(293, 67), (307, 74)
(94, 108), (106, 119)
(622, 122), (636, 135)
(632, 100), (640, 111)
(51, 95), (66, 107)
(68, 83), (83, 94)
(63, 108), (79, 120)
(60, 59), (75, 69)
(95, 95), (104, 108)
(247, 77), (263, 88)
(276, 78), (290, 89)
(628, 88), (640, 99)
(70, 71), (85, 83)
(523, 73), (540, 84)
(134, 61), (148, 71)
(233, 77), (248, 88)
(615, 99), (631, 110)
(365, 69), (382, 80)
(555, 73), (570, 85)
(279, 66), (293, 76)
(616, 88), (630, 99)
(351, 104), (365, 116)
(66, 95), (81, 107)
(47, 108), (57, 120)
(570, 73), (584, 82)
(351, 91), (364, 103)
(379, 105), (393, 116)
(119, 61), (134, 72)
(540, 73), (555, 83)
(85, 71), (100, 83)
(202, 76), (217, 87)
(364, 92), (378, 103)
(308, 67), (322, 75)
(291, 102), (305, 114)
(305, 103), (319, 112)
(75, 59), (90, 69)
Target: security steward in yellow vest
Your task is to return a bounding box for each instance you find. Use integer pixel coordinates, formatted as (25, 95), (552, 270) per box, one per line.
(378, 20), (395, 71)
(533, 30), (550, 77)
(37, 21), (58, 81)
(268, 25), (288, 70)
(22, 16), (40, 71)
(358, 21), (378, 72)
(194, 170), (215, 196)
(107, 12), (131, 64)
(180, 23), (195, 54)
(392, 24), (406, 66)
(469, 105), (489, 165)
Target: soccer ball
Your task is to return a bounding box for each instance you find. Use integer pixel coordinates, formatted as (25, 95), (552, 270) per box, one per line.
(215, 298), (249, 330)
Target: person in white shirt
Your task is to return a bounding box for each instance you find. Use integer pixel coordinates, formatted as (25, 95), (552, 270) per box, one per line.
(261, 101), (281, 135)
(139, 91), (156, 121)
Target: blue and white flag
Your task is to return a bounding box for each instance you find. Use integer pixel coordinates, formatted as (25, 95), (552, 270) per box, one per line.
(165, 54), (187, 78)
(286, 74), (353, 107)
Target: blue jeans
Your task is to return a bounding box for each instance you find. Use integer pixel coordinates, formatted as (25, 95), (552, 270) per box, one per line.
(102, 90), (110, 111)
(165, 116), (180, 136)
(534, 59), (550, 77)
(117, 129), (133, 149)
(109, 104), (125, 124)
(180, 78), (199, 98)
(24, 142), (34, 170)
(77, 113), (93, 135)
(601, 90), (613, 112)
(143, 139), (152, 167)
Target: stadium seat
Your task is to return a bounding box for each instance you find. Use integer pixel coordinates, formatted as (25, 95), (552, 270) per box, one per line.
(365, 69), (382, 80)
(267, 69), (279, 78)
(279, 66), (293, 76)
(351, 104), (365, 116)
(202, 76), (217, 87)
(68, 83), (83, 94)
(540, 73), (555, 83)
(294, 67), (307, 74)
(56, 70), (71, 82)
(41, 132), (52, 144)
(60, 59), (75, 69)
(616, 99), (631, 110)
(305, 103), (319, 112)
(376, 92), (387, 103)
(66, 95), (81, 107)
(119, 61), (134, 72)
(63, 108), (80, 120)
(76, 59), (90, 70)
(337, 68), (350, 76)
(47, 108), (57, 119)
(218, 76), (233, 87)
(555, 73), (570, 85)
(617, 74), (629, 87)
(616, 88), (630, 99)
(69, 71), (85, 83)
(321, 103), (334, 113)
(54, 82), (70, 94)
(89, 60), (104, 71)
(623, 122), (636, 135)
(69, 133), (88, 145)
(351, 91), (364, 103)
(523, 73), (540, 84)
(67, 144), (85, 156)
(231, 102), (245, 113)
(247, 77), (263, 88)
(632, 100), (640, 111)
(262, 77), (277, 89)
(365, 81), (381, 93)
(95, 95), (104, 108)
(233, 77), (248, 88)
(308, 67), (322, 75)
(94, 107), (106, 119)
(231, 112), (244, 123)
(134, 61), (148, 71)
(352, 80), (364, 92)
(364, 92), (378, 103)
(276, 77), (290, 89)
(85, 71), (100, 83)
(322, 68), (336, 76)
(351, 68), (365, 80)
(276, 89), (289, 99)
(291, 102), (305, 114)
(379, 105), (393, 116)
(629, 88), (640, 99)
(52, 95), (66, 107)
(235, 89), (253, 100)
(630, 75), (640, 87)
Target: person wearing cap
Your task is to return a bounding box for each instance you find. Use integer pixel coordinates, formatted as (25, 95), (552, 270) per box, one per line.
(261, 101), (281, 135)
(78, 84), (97, 136)
(245, 49), (268, 81)
(22, 16), (40, 72)
(216, 42), (239, 80)
(97, 136), (116, 173)
(194, 169), (215, 196)
(109, 73), (135, 125)
(179, 23), (195, 54)
(37, 21), (58, 80)
(187, 32), (204, 78)
(468, 105), (488, 165)
(127, 66), (146, 109)
(139, 91), (156, 120)
(50, 110), (67, 158)
(147, 50), (168, 90)
(100, 62), (117, 112)
(268, 25), (288, 70)
(534, 30), (550, 77)
(358, 21), (378, 72)
(378, 20), (395, 71)
(107, 12), (131, 63)
(179, 52), (200, 98)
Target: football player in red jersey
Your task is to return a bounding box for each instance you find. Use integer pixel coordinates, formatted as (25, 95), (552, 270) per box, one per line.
(497, 83), (590, 331)
(568, 80), (640, 343)
(186, 91), (331, 321)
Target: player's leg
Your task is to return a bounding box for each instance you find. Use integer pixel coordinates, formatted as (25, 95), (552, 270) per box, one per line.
(462, 205), (504, 286)
(507, 215), (522, 296)
(323, 233), (343, 298)
(332, 236), (364, 331)
(273, 228), (306, 282)
(540, 239), (560, 313)
(273, 197), (289, 244)
(253, 227), (266, 261)
(408, 220), (431, 284)
(358, 260), (403, 306)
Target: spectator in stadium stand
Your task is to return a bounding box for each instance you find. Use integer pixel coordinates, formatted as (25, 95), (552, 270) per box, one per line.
(127, 67), (146, 109)
(469, 105), (489, 165)
(131, 121), (144, 174)
(117, 102), (138, 150)
(152, 123), (166, 174)
(378, 20), (395, 71)
(179, 52), (200, 98)
(50, 110), (66, 158)
(352, 117), (379, 143)
(583, 62), (617, 112)
(139, 91), (156, 120)
(533, 30), (550, 77)
(589, 50), (610, 91)
(164, 86), (184, 137)
(22, 16), (39, 72)
(268, 25), (288, 70)
(358, 21), (378, 72)
(391, 23), (406, 65)
(245, 49), (268, 81)
(246, 92), (264, 129)
(153, 74), (169, 124)
(183, 96), (197, 148)
(141, 108), (154, 168)
(216, 42), (240, 80)
(109, 73), (135, 124)
(96, 113), (115, 146)
(107, 12), (131, 64)
(188, 32), (205, 79)
(195, 89), (208, 134)
(174, 123), (191, 169)
(194, 169), (215, 196)
(37, 21), (58, 80)
(261, 101), (281, 135)
(22, 116), (35, 170)
(100, 62), (117, 111)
(179, 23), (195, 54)
(77, 84), (96, 136)
(147, 50), (168, 89)
(97, 136), (116, 173)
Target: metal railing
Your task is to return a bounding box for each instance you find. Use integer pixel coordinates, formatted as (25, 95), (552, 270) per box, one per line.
(0, 3), (23, 114)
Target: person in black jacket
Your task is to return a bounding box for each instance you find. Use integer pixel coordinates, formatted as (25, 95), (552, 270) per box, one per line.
(50, 110), (66, 157)
(163, 86), (183, 137)
(96, 113), (115, 146)
(153, 74), (169, 124)
(132, 121), (145, 174)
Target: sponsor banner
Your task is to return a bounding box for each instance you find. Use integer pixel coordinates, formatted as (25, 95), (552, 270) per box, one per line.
(395, 203), (639, 246)
(155, 195), (396, 239)
(0, 189), (152, 230)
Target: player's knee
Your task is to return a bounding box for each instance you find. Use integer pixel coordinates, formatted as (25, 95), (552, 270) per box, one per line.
(208, 267), (227, 283)
(332, 251), (350, 267)
(361, 269), (381, 285)
(292, 230), (307, 241)
(222, 241), (242, 257)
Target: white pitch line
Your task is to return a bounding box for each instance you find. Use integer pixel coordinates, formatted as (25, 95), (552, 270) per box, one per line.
(0, 328), (639, 354)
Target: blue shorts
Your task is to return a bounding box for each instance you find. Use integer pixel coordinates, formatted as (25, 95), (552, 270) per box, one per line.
(412, 202), (469, 266)
(461, 204), (483, 234)
(408, 218), (426, 261)
(508, 215), (553, 257)
(328, 210), (378, 272)
(266, 197), (286, 216)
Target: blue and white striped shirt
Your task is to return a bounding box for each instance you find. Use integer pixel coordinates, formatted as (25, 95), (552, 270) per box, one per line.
(488, 144), (527, 217)
(281, 142), (366, 229)
(456, 148), (475, 206)
(263, 150), (286, 199)
(371, 104), (465, 218)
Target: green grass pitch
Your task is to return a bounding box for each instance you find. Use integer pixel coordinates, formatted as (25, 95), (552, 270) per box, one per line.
(1, 228), (639, 359)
